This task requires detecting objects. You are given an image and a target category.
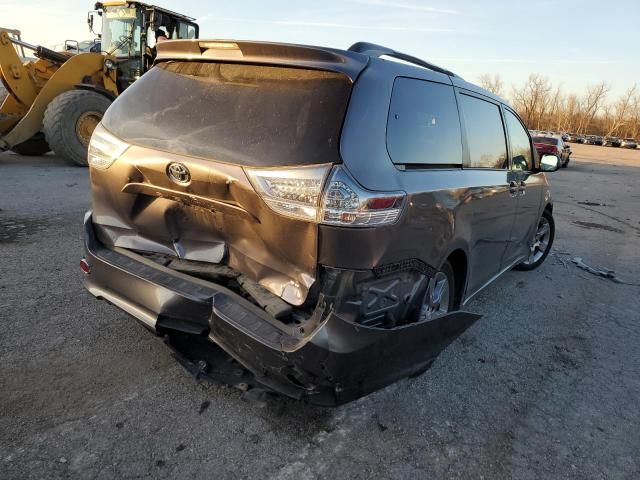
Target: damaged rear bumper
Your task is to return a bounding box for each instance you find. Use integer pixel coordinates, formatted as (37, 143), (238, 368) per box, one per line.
(82, 212), (481, 406)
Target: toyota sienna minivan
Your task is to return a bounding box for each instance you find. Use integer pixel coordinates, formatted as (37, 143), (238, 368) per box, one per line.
(82, 40), (560, 406)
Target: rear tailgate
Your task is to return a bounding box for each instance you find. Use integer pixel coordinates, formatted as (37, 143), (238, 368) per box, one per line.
(91, 41), (367, 305)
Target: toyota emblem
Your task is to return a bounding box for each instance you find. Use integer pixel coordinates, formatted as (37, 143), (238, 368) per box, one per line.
(167, 162), (191, 185)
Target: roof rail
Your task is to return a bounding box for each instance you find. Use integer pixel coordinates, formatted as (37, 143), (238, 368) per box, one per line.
(348, 41), (456, 77)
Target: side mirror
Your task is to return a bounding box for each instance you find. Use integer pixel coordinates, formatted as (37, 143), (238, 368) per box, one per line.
(65, 39), (79, 52)
(540, 154), (560, 172)
(87, 11), (101, 35)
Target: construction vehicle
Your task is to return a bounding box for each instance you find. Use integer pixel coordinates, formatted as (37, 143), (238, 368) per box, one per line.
(0, 2), (198, 165)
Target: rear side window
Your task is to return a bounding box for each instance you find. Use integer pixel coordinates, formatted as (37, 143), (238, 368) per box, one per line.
(458, 94), (508, 169)
(386, 78), (462, 166)
(505, 110), (534, 171)
(533, 137), (558, 146)
(102, 62), (352, 167)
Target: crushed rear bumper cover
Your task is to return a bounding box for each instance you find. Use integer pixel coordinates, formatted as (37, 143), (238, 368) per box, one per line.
(83, 212), (481, 406)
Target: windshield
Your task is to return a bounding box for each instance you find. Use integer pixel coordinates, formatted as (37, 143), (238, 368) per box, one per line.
(101, 6), (142, 57)
(533, 136), (558, 145)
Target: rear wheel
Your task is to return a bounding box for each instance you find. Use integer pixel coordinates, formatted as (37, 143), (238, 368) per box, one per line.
(419, 261), (456, 321)
(515, 210), (555, 271)
(43, 90), (112, 166)
(11, 132), (51, 156)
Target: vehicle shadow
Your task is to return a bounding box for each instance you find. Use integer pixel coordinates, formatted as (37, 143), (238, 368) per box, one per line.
(0, 152), (80, 168)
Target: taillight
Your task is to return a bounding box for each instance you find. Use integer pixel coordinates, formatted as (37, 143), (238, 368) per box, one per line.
(244, 165), (332, 221)
(319, 166), (405, 227)
(244, 165), (406, 227)
(87, 123), (130, 170)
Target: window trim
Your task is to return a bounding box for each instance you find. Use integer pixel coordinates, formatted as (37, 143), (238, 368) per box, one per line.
(385, 75), (464, 169)
(455, 88), (510, 171)
(502, 106), (537, 172)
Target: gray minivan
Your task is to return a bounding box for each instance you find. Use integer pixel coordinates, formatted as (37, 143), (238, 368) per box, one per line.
(82, 40), (560, 405)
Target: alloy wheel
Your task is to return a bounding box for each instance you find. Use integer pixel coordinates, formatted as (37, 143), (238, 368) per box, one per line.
(524, 216), (551, 265)
(420, 271), (451, 321)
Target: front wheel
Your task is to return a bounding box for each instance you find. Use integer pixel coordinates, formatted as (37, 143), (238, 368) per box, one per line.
(515, 210), (555, 271)
(43, 90), (112, 166)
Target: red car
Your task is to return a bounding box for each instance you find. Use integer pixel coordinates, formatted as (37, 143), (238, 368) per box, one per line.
(532, 136), (571, 168)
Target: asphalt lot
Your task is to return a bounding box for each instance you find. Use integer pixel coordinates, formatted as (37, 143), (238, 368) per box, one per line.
(1, 144), (639, 479)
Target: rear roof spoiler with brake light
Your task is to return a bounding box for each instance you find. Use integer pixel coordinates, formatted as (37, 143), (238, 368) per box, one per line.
(155, 39), (370, 82)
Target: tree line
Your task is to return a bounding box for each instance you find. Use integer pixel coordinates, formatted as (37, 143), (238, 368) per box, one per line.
(478, 73), (639, 139)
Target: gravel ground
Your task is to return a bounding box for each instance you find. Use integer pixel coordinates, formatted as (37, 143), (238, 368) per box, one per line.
(1, 145), (639, 479)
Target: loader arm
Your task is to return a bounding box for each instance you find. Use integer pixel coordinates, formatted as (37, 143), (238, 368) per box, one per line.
(0, 31), (38, 107)
(0, 49), (117, 151)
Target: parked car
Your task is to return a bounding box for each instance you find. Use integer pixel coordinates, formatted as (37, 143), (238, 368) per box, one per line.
(585, 135), (604, 145)
(533, 136), (571, 167)
(81, 40), (560, 406)
(620, 138), (638, 149)
(573, 134), (587, 144)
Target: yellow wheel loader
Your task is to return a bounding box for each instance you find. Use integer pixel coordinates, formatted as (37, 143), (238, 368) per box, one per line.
(0, 2), (198, 165)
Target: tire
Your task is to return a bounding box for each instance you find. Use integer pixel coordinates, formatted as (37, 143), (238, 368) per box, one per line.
(515, 210), (555, 271)
(417, 260), (457, 322)
(439, 261), (457, 311)
(11, 132), (51, 156)
(43, 90), (112, 166)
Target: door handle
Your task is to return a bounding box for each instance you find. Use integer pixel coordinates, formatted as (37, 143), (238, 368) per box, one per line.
(519, 180), (526, 196)
(509, 181), (518, 197)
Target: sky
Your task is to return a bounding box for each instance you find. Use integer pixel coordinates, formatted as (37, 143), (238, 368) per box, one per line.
(3, 0), (639, 98)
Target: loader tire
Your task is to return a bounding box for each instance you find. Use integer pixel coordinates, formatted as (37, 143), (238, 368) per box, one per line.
(11, 132), (51, 156)
(43, 90), (111, 166)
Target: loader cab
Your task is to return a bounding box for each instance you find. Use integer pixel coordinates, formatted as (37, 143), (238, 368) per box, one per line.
(91, 1), (198, 92)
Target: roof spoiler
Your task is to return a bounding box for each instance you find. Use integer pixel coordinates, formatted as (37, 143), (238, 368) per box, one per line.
(348, 41), (457, 77)
(155, 40), (370, 82)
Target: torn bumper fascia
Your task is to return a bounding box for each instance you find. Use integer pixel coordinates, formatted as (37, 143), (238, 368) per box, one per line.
(83, 212), (481, 406)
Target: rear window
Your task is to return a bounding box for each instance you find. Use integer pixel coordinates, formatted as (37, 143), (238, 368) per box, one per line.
(386, 78), (462, 166)
(533, 137), (558, 145)
(102, 62), (352, 167)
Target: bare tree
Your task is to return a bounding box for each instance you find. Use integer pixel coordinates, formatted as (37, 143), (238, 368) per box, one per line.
(559, 94), (581, 132)
(576, 81), (609, 134)
(604, 84), (637, 137)
(548, 86), (563, 131)
(626, 95), (640, 139)
(477, 73), (504, 96)
(511, 74), (552, 129)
